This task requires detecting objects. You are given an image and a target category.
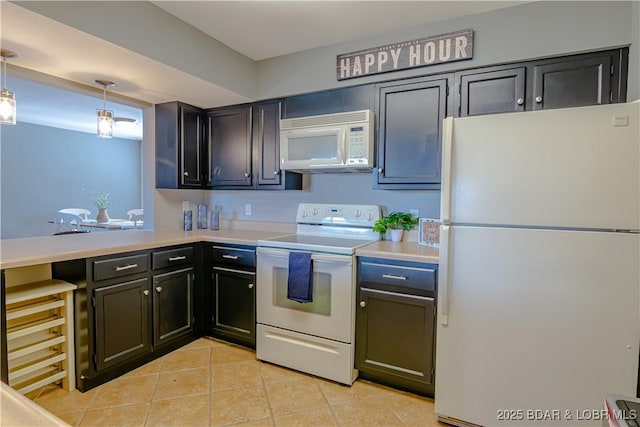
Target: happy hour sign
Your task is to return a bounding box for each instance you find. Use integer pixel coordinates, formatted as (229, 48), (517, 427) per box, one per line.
(336, 28), (473, 80)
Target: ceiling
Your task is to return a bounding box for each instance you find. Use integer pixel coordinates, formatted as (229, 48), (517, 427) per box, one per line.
(1, 1), (526, 139)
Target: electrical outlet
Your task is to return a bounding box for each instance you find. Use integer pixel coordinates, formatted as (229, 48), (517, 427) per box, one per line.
(410, 209), (419, 218)
(245, 203), (252, 216)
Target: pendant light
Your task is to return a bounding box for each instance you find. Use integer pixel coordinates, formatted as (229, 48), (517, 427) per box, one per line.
(95, 79), (115, 138)
(0, 49), (18, 125)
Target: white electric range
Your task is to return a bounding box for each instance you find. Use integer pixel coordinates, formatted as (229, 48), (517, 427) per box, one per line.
(255, 203), (381, 384)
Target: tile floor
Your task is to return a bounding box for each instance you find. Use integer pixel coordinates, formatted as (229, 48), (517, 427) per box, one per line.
(26, 338), (445, 426)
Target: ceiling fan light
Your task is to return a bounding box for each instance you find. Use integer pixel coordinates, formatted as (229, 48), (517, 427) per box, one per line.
(0, 89), (16, 125)
(97, 109), (113, 138)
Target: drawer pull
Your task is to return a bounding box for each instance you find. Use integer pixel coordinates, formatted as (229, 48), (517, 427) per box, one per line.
(115, 264), (138, 272)
(222, 254), (239, 260)
(168, 256), (186, 261)
(382, 274), (407, 281)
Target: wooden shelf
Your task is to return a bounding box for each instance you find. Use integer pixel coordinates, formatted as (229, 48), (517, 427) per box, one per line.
(5, 278), (77, 393)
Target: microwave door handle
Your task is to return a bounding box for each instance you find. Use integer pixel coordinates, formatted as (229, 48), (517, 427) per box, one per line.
(342, 128), (347, 164)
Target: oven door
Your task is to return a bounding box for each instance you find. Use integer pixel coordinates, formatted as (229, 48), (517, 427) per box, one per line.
(256, 246), (355, 343)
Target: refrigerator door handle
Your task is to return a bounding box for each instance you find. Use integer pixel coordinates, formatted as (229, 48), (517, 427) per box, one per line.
(439, 224), (450, 325)
(440, 117), (454, 224)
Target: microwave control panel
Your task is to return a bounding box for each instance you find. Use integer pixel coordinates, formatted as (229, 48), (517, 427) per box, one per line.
(346, 125), (371, 164)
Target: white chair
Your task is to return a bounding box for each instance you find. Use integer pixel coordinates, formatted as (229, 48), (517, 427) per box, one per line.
(127, 209), (144, 229)
(58, 208), (91, 221)
(127, 209), (143, 221)
(53, 212), (85, 234)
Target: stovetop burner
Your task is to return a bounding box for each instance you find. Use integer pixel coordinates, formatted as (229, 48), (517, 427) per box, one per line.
(257, 203), (382, 255)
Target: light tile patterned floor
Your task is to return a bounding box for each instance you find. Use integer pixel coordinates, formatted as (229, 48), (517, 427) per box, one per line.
(27, 338), (445, 426)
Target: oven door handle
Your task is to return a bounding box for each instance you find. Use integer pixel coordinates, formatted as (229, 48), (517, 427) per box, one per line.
(257, 247), (352, 265)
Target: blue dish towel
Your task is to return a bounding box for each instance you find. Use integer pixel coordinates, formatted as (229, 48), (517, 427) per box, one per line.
(287, 251), (313, 303)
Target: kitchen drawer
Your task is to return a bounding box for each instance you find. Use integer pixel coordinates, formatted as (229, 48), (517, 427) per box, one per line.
(212, 245), (255, 268)
(92, 254), (149, 281)
(359, 259), (436, 296)
(152, 246), (193, 270)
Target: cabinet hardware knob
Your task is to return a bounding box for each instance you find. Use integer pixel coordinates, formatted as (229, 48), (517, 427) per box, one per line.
(184, 171), (189, 176)
(156, 286), (162, 292)
(248, 283), (254, 289)
(143, 290), (149, 296)
(273, 170), (279, 175)
(535, 96), (543, 103)
(244, 172), (250, 178)
(360, 301), (366, 308)
(377, 168), (383, 173)
(517, 98), (524, 105)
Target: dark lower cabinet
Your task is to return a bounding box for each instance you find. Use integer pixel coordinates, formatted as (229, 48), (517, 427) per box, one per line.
(209, 244), (256, 348)
(356, 257), (437, 397)
(75, 245), (197, 391)
(94, 278), (151, 371)
(212, 266), (255, 347)
(375, 75), (450, 189)
(152, 268), (194, 345)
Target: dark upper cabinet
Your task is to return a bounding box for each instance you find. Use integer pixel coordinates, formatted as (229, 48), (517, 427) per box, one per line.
(253, 101), (302, 190)
(456, 67), (526, 117)
(156, 102), (204, 189)
(455, 48), (627, 117)
(282, 84), (375, 119)
(532, 54), (613, 110)
(207, 106), (253, 188)
(375, 75), (450, 189)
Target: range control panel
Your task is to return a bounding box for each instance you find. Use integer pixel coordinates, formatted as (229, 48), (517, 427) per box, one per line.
(296, 203), (381, 227)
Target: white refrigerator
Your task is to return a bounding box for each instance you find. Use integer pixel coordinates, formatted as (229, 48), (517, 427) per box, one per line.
(436, 102), (640, 426)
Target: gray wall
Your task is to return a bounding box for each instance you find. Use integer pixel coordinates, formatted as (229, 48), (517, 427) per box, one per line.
(1, 122), (142, 238)
(256, 1), (638, 100)
(178, 1), (638, 228)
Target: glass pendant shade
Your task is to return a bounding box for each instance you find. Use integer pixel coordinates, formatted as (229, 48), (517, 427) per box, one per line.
(0, 49), (17, 126)
(0, 88), (16, 125)
(97, 109), (113, 138)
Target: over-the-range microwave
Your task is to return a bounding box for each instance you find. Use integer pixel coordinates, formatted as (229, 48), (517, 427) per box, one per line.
(279, 110), (374, 172)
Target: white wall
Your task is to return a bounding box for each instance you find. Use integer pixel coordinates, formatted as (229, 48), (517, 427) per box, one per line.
(0, 122), (142, 238)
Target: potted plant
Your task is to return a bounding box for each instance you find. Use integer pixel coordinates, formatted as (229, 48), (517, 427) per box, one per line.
(373, 211), (419, 242)
(90, 190), (110, 223)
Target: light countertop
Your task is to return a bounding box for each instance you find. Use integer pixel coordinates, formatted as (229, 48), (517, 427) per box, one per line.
(1, 228), (439, 270)
(0, 228), (292, 270)
(356, 240), (439, 264)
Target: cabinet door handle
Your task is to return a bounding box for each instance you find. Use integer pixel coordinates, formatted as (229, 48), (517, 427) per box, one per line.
(244, 172), (250, 178)
(184, 171), (189, 176)
(377, 167), (383, 173)
(248, 283), (254, 289)
(516, 97), (524, 105)
(222, 254), (239, 260)
(382, 274), (407, 281)
(273, 170), (279, 175)
(156, 286), (162, 292)
(535, 96), (543, 103)
(360, 301), (366, 308)
(168, 256), (186, 261)
(143, 290), (149, 296)
(115, 264), (138, 272)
